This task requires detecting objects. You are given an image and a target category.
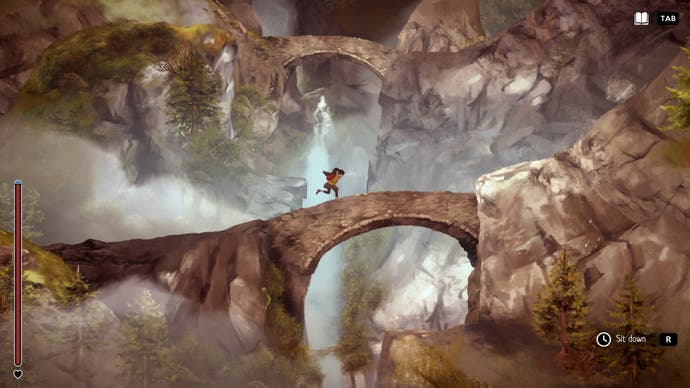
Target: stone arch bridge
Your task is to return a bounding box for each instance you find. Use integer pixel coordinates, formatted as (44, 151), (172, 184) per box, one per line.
(268, 35), (394, 80)
(48, 191), (479, 351)
(209, 0), (395, 100)
(266, 191), (479, 318)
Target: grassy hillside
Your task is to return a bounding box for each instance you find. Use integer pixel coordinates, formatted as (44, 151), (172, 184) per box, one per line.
(12, 21), (235, 134)
(0, 228), (79, 302)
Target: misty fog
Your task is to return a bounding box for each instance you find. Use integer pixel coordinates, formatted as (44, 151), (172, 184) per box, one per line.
(0, 124), (253, 245)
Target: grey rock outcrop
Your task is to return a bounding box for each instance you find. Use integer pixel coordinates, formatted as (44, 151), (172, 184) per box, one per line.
(220, 0), (263, 35)
(473, 50), (690, 332)
(244, 174), (307, 218)
(370, 0), (690, 195)
(397, 0), (485, 54)
(373, 232), (471, 331)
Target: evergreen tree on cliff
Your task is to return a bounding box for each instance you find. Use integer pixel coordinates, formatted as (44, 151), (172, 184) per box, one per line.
(159, 43), (223, 137)
(335, 235), (385, 387)
(602, 276), (662, 388)
(662, 47), (690, 131)
(533, 249), (591, 359)
(119, 289), (177, 388)
(47, 267), (111, 378)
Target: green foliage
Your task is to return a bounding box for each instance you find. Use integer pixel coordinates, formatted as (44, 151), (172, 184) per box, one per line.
(411, 345), (487, 388)
(533, 249), (591, 356)
(160, 46), (250, 185)
(335, 232), (387, 377)
(170, 334), (226, 386)
(14, 21), (177, 133)
(231, 85), (277, 140)
(258, 263), (322, 385)
(45, 288), (113, 374)
(162, 43), (223, 137)
(0, 263), (10, 316)
(262, 262), (309, 361)
(389, 337), (488, 388)
(661, 47), (690, 131)
(0, 249), (65, 386)
(480, 0), (543, 36)
(336, 322), (372, 375)
(223, 346), (323, 387)
(14, 21), (233, 136)
(26, 22), (177, 95)
(602, 276), (663, 384)
(0, 228), (82, 303)
(119, 289), (178, 387)
(182, 127), (248, 185)
(0, 183), (45, 241)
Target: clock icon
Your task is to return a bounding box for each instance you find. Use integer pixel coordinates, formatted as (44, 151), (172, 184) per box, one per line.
(596, 331), (612, 348)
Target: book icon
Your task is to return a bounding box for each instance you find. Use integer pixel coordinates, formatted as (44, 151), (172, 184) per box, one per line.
(634, 11), (650, 25)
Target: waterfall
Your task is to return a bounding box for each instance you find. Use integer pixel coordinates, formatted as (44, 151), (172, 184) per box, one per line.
(213, 44), (236, 139)
(303, 96), (334, 207)
(313, 95), (333, 143)
(303, 96), (344, 387)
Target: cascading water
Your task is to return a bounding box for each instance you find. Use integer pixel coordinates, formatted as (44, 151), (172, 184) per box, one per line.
(212, 43), (236, 138)
(303, 96), (344, 387)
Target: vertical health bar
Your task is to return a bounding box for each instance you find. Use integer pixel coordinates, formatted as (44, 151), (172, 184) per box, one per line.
(13, 180), (22, 368)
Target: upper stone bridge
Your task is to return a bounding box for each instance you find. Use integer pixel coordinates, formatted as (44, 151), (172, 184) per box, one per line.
(209, 0), (395, 100)
(268, 35), (394, 80)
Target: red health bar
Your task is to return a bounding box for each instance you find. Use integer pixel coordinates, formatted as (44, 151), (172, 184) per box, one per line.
(13, 180), (22, 368)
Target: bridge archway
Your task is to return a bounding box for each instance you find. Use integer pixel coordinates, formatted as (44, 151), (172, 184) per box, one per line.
(272, 35), (395, 81)
(283, 52), (388, 81)
(266, 191), (479, 323)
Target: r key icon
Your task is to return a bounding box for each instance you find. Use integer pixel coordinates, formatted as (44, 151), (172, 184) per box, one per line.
(659, 333), (678, 347)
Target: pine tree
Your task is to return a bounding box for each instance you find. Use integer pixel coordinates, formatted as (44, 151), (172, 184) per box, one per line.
(182, 125), (246, 184)
(602, 276), (662, 388)
(533, 249), (591, 358)
(661, 47), (690, 131)
(119, 289), (177, 388)
(0, 183), (45, 241)
(159, 43), (223, 137)
(335, 235), (385, 387)
(48, 267), (111, 378)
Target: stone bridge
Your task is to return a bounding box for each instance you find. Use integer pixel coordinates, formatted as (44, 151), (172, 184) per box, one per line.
(47, 191), (479, 351)
(266, 191), (479, 318)
(268, 35), (394, 80)
(209, 0), (395, 99)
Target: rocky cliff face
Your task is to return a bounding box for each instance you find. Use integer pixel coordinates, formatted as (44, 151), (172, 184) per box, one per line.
(0, 0), (106, 114)
(371, 0), (689, 194)
(220, 0), (263, 35)
(368, 0), (689, 330)
(372, 231), (472, 332)
(396, 0), (484, 54)
(473, 50), (690, 332)
(47, 221), (271, 354)
(365, 0), (484, 336)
